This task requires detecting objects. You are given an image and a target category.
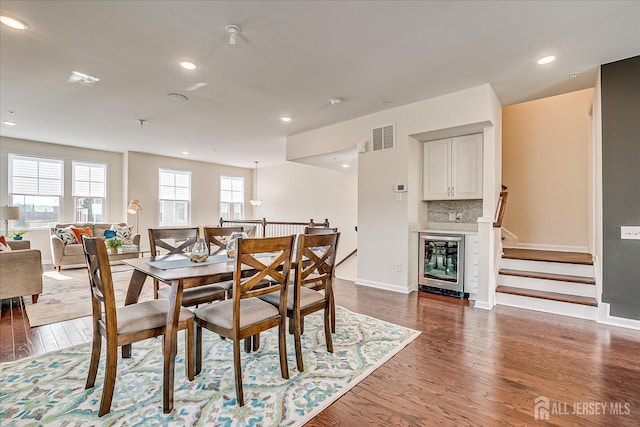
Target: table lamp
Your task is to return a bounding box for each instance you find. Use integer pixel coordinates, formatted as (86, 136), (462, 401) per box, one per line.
(1, 206), (20, 236)
(127, 199), (142, 234)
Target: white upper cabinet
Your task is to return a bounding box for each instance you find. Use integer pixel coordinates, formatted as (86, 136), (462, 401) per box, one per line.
(423, 133), (483, 200)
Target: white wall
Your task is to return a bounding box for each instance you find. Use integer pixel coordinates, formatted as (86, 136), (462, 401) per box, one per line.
(286, 84), (502, 302)
(252, 161), (358, 262)
(126, 151), (252, 251)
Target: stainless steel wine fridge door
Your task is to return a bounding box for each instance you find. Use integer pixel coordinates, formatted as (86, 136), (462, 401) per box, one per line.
(418, 233), (465, 294)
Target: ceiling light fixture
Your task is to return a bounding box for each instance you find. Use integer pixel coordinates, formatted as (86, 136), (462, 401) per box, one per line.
(330, 97), (343, 105)
(68, 71), (100, 86)
(249, 161), (263, 206)
(0, 15), (29, 30)
(179, 60), (197, 70)
(226, 25), (240, 45)
(280, 116), (291, 122)
(537, 55), (556, 65)
(2, 120), (17, 126)
(167, 93), (189, 103)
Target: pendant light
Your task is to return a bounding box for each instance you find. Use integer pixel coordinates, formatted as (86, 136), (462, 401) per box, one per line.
(249, 161), (263, 206)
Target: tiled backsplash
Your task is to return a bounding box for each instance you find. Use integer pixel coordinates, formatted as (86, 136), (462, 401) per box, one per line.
(427, 199), (483, 223)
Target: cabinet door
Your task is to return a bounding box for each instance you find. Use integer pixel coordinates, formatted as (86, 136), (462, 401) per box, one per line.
(451, 133), (483, 199)
(464, 234), (479, 294)
(423, 138), (450, 200)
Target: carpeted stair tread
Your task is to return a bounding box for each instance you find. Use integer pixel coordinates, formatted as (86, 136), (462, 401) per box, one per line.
(496, 285), (598, 306)
(498, 269), (595, 285)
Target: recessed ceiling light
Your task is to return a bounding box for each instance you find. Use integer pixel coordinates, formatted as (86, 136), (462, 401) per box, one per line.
(570, 72), (579, 78)
(167, 93), (189, 103)
(179, 60), (197, 70)
(182, 151), (189, 155)
(0, 15), (29, 30)
(537, 55), (556, 65)
(341, 163), (350, 168)
(68, 71), (100, 86)
(330, 97), (342, 105)
(280, 116), (292, 122)
(2, 120), (17, 126)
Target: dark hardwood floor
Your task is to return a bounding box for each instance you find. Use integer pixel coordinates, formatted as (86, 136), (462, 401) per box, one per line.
(2, 278), (639, 425)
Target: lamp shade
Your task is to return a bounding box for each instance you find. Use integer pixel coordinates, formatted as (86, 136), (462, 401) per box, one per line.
(127, 199), (142, 214)
(1, 206), (20, 220)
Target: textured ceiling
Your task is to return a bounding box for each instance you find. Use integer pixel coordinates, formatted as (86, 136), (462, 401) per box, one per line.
(1, 1), (638, 169)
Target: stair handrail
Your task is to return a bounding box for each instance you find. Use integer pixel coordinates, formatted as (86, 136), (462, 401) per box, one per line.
(219, 217), (330, 238)
(493, 185), (508, 228)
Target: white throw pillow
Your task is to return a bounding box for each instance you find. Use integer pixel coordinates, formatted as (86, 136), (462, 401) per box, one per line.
(110, 224), (134, 243)
(53, 226), (77, 245)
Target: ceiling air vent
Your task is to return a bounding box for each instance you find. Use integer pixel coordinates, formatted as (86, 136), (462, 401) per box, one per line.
(372, 124), (395, 152)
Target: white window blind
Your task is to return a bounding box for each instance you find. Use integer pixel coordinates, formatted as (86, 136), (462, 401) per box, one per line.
(9, 154), (63, 228)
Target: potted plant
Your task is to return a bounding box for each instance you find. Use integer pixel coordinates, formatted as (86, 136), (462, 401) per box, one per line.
(7, 229), (27, 240)
(105, 237), (123, 254)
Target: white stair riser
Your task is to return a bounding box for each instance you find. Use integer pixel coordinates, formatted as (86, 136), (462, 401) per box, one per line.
(496, 293), (598, 320)
(500, 258), (593, 277)
(498, 275), (597, 298)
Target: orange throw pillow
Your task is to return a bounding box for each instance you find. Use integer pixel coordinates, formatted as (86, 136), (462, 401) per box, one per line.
(71, 226), (94, 244)
(0, 235), (10, 251)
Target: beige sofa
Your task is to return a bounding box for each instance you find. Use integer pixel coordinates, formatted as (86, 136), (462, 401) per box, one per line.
(0, 240), (43, 303)
(50, 223), (141, 270)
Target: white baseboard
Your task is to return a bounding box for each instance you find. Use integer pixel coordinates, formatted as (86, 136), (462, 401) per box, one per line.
(501, 228), (518, 246)
(503, 242), (589, 253)
(597, 303), (640, 330)
(355, 279), (412, 294)
(474, 300), (494, 310)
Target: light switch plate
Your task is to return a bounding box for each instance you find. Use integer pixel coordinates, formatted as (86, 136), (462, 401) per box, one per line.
(621, 226), (640, 240)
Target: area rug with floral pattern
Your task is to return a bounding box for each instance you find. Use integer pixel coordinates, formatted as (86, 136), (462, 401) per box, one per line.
(0, 306), (420, 426)
(24, 266), (154, 327)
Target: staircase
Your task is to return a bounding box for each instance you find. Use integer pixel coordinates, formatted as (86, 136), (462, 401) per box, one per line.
(496, 248), (599, 320)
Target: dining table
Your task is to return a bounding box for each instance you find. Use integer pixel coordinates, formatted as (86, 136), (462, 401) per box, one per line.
(122, 252), (242, 414)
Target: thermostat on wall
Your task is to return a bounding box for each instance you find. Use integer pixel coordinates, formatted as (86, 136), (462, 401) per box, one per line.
(394, 183), (407, 192)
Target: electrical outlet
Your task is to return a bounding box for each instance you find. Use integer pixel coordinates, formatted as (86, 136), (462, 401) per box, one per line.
(621, 226), (640, 240)
(449, 212), (456, 221)
(395, 263), (402, 272)
(456, 212), (462, 221)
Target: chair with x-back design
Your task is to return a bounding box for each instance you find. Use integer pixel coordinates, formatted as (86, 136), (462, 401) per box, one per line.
(204, 226), (244, 256)
(149, 227), (227, 307)
(82, 236), (195, 416)
(194, 235), (294, 406)
(260, 232), (340, 371)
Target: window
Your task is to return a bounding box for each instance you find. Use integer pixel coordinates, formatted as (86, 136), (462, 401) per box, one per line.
(220, 176), (244, 220)
(9, 154), (63, 229)
(159, 169), (190, 226)
(73, 162), (106, 222)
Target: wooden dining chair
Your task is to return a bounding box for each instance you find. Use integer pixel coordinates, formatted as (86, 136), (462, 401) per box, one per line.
(82, 236), (195, 416)
(194, 235), (294, 406)
(149, 227), (227, 306)
(260, 232), (340, 372)
(302, 226), (339, 331)
(303, 226), (338, 235)
(204, 226), (244, 255)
